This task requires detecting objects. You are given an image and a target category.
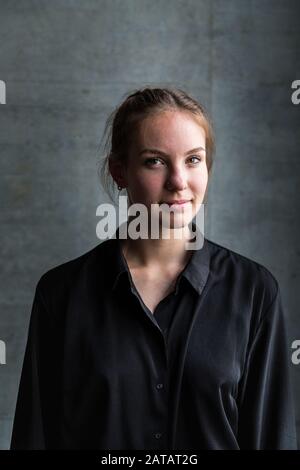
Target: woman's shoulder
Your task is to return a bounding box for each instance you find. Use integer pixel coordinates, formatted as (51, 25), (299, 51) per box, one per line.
(205, 237), (279, 306)
(36, 238), (115, 299)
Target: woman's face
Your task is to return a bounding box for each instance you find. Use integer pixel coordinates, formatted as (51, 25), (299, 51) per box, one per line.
(120, 109), (209, 230)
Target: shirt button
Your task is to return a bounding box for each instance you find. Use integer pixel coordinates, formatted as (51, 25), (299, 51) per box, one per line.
(154, 432), (162, 439)
(156, 383), (164, 390)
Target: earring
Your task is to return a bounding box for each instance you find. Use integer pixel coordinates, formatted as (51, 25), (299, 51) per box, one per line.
(118, 185), (122, 191)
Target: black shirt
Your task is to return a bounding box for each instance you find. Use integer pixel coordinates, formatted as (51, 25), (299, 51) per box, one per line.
(10, 227), (297, 450)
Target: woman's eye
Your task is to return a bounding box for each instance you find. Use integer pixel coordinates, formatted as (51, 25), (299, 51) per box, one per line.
(144, 158), (163, 166)
(188, 156), (202, 164)
(144, 156), (201, 167)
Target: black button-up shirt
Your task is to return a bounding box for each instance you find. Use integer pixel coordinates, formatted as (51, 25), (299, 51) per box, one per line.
(11, 226), (297, 450)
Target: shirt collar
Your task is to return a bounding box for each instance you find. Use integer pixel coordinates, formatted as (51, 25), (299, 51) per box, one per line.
(106, 221), (210, 296)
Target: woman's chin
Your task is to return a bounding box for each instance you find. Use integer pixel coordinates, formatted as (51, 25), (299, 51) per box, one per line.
(160, 213), (194, 231)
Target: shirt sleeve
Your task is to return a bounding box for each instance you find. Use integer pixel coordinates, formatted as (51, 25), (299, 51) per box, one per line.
(237, 282), (298, 449)
(10, 283), (50, 449)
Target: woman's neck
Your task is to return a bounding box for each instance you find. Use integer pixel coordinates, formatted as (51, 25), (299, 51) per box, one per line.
(120, 223), (194, 271)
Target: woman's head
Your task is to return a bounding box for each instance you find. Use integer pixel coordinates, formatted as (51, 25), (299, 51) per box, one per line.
(99, 87), (215, 229)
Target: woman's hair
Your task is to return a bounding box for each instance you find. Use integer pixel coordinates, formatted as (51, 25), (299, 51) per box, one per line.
(98, 86), (215, 203)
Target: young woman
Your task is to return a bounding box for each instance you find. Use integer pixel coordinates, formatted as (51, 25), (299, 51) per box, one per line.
(11, 87), (297, 450)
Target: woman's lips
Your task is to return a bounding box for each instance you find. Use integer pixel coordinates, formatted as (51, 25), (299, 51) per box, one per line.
(163, 200), (191, 205)
(160, 200), (192, 210)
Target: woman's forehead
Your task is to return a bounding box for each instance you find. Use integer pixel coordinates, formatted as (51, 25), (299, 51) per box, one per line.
(133, 111), (206, 150)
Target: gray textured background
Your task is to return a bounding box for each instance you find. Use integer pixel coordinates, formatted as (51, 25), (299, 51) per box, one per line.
(0, 0), (300, 449)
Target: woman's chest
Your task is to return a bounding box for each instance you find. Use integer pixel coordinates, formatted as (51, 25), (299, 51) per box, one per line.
(130, 272), (177, 314)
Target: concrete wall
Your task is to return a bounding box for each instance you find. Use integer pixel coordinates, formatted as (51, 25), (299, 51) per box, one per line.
(0, 0), (299, 449)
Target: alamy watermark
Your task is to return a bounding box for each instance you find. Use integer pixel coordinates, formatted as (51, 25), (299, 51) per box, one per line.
(0, 80), (6, 104)
(0, 340), (6, 365)
(291, 80), (300, 105)
(1, 81), (7, 362)
(291, 340), (300, 365)
(96, 196), (205, 250)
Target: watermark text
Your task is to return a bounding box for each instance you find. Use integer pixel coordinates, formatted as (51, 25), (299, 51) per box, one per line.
(291, 80), (300, 104)
(96, 196), (205, 250)
(0, 80), (6, 104)
(0, 340), (6, 365)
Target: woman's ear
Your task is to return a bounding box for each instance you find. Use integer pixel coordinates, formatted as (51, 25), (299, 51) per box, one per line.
(108, 157), (127, 188)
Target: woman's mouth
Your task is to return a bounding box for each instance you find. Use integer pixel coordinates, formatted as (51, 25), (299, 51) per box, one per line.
(162, 200), (191, 206)
(159, 200), (192, 211)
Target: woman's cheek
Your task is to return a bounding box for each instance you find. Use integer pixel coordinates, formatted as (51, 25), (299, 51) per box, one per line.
(195, 171), (209, 192)
(140, 175), (162, 195)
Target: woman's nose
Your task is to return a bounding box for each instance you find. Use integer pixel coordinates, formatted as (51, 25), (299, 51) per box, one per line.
(165, 169), (188, 191)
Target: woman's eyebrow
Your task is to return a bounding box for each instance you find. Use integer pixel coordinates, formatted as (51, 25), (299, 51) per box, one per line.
(139, 146), (206, 156)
